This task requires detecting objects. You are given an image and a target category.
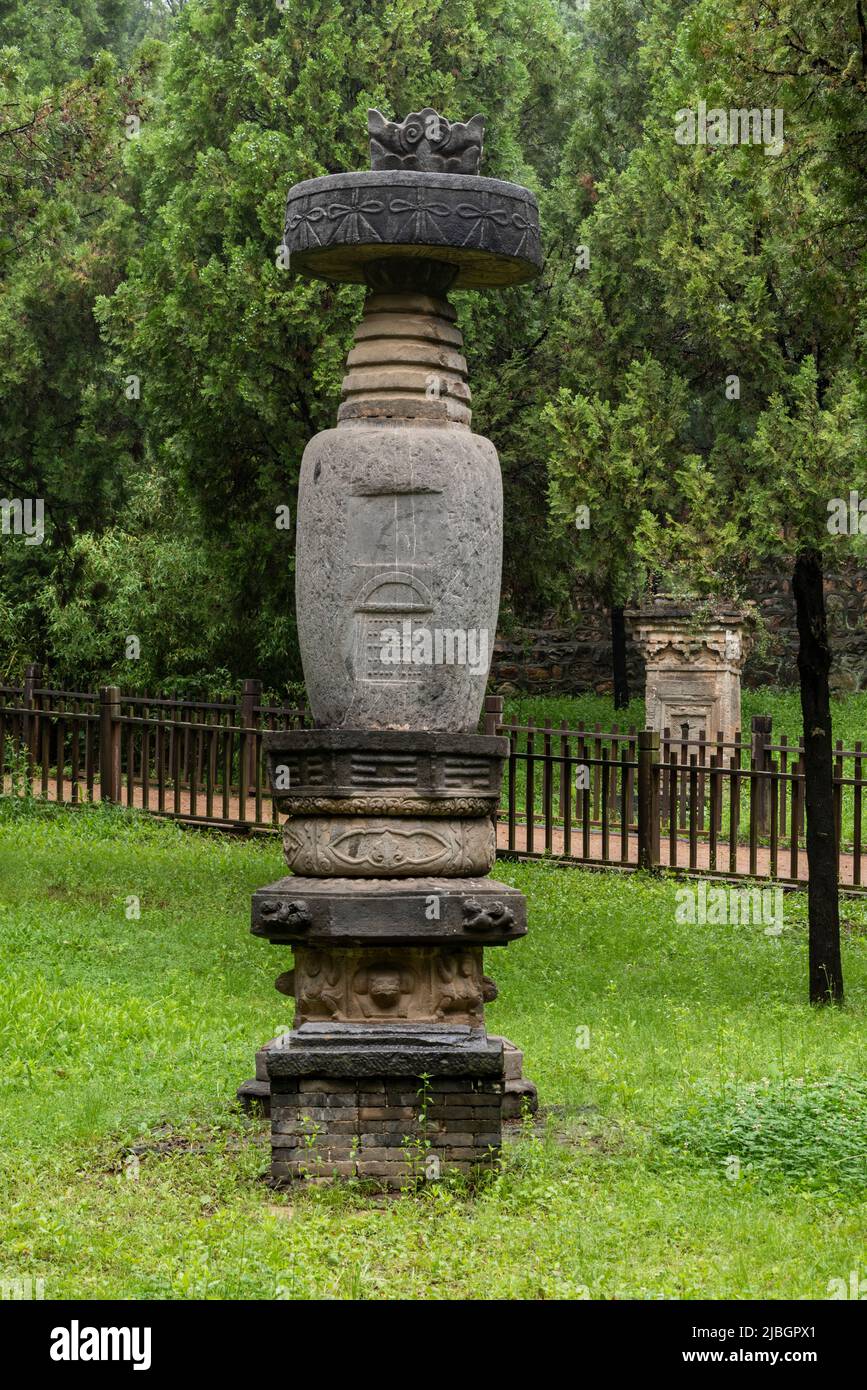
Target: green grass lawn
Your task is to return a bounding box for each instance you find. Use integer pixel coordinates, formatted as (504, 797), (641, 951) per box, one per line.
(2, 801), (867, 1300)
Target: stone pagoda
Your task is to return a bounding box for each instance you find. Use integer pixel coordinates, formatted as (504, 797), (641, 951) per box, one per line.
(628, 596), (749, 743)
(240, 108), (542, 1187)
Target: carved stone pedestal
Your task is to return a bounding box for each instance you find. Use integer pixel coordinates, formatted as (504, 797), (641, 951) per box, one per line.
(237, 873), (537, 1142)
(240, 1028), (537, 1127)
(628, 598), (748, 742)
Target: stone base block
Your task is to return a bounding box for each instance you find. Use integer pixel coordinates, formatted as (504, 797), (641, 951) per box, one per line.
(266, 1020), (503, 1077)
(502, 1078), (539, 1120)
(236, 1077), (270, 1115)
(239, 1028), (538, 1124)
(487, 1035), (538, 1120)
(270, 1074), (504, 1188)
(264, 1023), (503, 1187)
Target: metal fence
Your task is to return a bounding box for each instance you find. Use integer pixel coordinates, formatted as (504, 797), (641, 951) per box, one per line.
(495, 702), (866, 891)
(3, 671), (865, 890)
(0, 667), (307, 831)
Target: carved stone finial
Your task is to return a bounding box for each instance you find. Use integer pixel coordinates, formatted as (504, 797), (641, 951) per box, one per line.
(368, 107), (484, 174)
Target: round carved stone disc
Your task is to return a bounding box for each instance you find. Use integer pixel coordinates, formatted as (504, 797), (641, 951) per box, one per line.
(283, 171), (542, 288)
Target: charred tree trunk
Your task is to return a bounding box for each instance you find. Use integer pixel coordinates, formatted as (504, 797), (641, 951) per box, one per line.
(611, 604), (629, 709)
(792, 549), (843, 1004)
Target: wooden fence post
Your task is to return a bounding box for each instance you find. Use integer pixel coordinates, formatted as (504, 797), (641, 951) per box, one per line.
(22, 661), (41, 762)
(99, 685), (122, 803)
(751, 714), (772, 834)
(485, 694), (504, 835)
(241, 678), (262, 792)
(637, 729), (660, 870)
(484, 692), (503, 737)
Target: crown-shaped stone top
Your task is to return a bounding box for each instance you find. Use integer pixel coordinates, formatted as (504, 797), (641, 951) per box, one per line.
(368, 108), (484, 174)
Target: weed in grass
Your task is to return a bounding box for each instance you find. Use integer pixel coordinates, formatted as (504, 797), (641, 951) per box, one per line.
(661, 1074), (867, 1194)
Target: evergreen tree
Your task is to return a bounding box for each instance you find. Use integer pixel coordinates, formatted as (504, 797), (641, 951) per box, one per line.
(547, 0), (867, 1001)
(0, 37), (159, 678)
(100, 0), (575, 686)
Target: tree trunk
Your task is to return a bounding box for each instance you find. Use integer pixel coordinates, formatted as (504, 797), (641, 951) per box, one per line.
(792, 549), (843, 1004)
(611, 604), (629, 709)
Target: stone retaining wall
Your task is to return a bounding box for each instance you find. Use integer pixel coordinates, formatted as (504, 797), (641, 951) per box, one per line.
(493, 564), (867, 695)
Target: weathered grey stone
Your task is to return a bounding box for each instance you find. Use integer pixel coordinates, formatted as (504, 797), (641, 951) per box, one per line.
(487, 1036), (539, 1118)
(339, 289), (472, 426)
(246, 107), (540, 1184)
(235, 1077), (270, 1115)
(251, 875), (527, 945)
(262, 728), (506, 813)
(488, 1035), (524, 1082)
(281, 812), (495, 877)
(283, 171), (541, 288)
(288, 943), (489, 1027)
(502, 1078), (539, 1120)
(266, 1022), (504, 1078)
(627, 598), (749, 742)
(294, 425), (502, 733)
(368, 108), (485, 175)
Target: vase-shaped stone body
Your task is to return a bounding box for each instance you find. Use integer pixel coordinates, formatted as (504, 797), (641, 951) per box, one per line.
(294, 286), (502, 733)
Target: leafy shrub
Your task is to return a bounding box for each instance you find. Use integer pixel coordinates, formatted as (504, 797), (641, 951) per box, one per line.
(661, 1074), (867, 1193)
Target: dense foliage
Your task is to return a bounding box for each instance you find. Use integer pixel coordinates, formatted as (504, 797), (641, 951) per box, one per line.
(1, 0), (865, 692)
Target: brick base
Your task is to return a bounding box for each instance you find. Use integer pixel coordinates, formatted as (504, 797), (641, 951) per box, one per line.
(270, 1075), (504, 1188)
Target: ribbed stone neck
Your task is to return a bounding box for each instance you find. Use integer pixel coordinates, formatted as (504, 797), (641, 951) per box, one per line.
(337, 290), (471, 428)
